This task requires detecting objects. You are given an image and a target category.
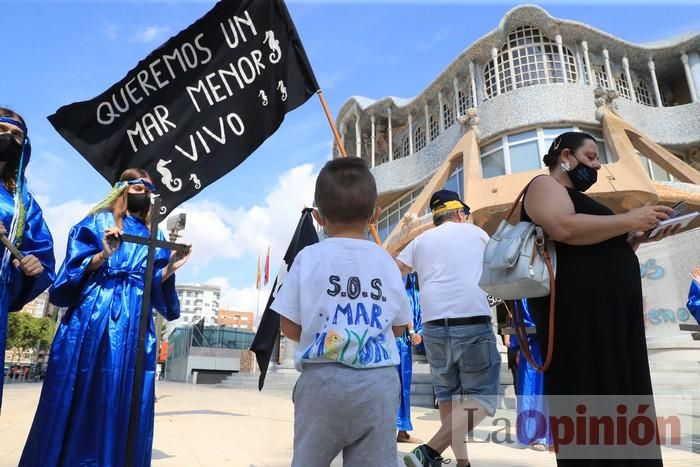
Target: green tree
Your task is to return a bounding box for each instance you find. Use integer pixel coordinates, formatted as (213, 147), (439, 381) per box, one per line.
(6, 313), (56, 363)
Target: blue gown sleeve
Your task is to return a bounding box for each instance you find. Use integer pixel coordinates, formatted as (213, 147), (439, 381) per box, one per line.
(49, 214), (103, 308)
(151, 230), (180, 321)
(687, 280), (700, 325)
(7, 193), (56, 312)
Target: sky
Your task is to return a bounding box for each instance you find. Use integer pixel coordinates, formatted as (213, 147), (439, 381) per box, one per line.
(2, 0), (699, 316)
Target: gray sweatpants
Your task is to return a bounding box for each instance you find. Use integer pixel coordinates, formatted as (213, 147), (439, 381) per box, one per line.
(291, 363), (400, 467)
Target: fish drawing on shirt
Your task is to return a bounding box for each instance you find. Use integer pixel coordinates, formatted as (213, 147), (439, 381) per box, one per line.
(324, 331), (346, 360)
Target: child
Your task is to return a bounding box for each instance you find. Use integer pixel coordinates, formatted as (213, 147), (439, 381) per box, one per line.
(272, 157), (412, 467)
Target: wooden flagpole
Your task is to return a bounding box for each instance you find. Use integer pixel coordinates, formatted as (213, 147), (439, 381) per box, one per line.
(316, 90), (382, 246)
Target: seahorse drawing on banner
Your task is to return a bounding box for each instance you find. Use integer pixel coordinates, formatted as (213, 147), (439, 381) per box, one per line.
(263, 30), (282, 64)
(259, 90), (269, 106)
(189, 173), (202, 189)
(277, 80), (288, 101)
(156, 159), (183, 192)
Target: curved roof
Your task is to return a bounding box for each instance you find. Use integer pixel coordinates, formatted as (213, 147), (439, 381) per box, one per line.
(337, 4), (700, 123)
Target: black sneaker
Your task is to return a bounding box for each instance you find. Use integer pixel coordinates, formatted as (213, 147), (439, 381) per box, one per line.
(403, 445), (450, 467)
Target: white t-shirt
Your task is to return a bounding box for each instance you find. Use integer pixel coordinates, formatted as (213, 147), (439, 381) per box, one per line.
(397, 221), (491, 323)
(272, 237), (412, 371)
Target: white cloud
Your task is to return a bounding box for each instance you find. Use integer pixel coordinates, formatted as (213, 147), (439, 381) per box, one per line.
(42, 199), (96, 267)
(205, 276), (264, 317)
(132, 25), (171, 44)
(172, 163), (317, 268)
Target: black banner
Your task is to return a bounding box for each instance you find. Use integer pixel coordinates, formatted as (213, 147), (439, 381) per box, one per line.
(49, 0), (319, 215)
(250, 208), (318, 390)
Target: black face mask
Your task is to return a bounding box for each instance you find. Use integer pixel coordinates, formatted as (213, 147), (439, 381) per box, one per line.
(564, 157), (598, 192)
(127, 193), (150, 213)
(0, 134), (22, 163)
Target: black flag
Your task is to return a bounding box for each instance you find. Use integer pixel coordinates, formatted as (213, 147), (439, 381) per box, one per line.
(250, 208), (318, 390)
(48, 0), (319, 215)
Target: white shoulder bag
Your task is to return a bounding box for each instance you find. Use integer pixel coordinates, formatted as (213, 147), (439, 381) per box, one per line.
(479, 181), (557, 372)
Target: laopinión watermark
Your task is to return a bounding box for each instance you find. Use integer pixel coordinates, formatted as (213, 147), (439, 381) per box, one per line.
(450, 394), (698, 459)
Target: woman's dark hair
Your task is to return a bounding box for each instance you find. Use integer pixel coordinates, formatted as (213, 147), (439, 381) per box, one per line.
(542, 131), (596, 170)
(0, 107), (26, 193)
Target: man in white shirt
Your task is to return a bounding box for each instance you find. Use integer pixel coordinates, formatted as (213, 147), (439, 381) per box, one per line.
(397, 190), (500, 467)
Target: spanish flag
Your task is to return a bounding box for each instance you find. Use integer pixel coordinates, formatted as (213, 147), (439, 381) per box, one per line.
(256, 256), (262, 290)
(263, 244), (271, 286)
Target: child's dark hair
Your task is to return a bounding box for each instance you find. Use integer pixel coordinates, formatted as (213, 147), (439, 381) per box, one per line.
(543, 131), (596, 170)
(315, 157), (377, 224)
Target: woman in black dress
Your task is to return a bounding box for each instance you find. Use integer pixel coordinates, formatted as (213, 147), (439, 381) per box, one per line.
(522, 132), (677, 466)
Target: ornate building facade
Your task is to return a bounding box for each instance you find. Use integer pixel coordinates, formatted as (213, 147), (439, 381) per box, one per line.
(335, 5), (700, 392)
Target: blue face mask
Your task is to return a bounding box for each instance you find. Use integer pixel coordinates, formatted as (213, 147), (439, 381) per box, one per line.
(563, 156), (598, 192)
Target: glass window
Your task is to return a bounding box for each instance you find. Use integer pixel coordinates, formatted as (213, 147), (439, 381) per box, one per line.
(429, 115), (439, 141)
(482, 149), (506, 178)
(543, 127), (574, 139)
(483, 26), (577, 99)
(458, 89), (473, 116)
(509, 139), (541, 173)
(635, 80), (653, 106)
(443, 171), (460, 195)
(443, 104), (455, 128)
(415, 126), (426, 151)
(594, 65), (609, 89)
(402, 137), (410, 158)
(508, 129), (537, 144)
(650, 159), (672, 181)
(481, 139), (503, 155)
(393, 144), (401, 161)
(616, 76), (631, 100)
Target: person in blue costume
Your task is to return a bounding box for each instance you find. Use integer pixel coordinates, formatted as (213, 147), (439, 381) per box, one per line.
(509, 299), (552, 451)
(0, 108), (55, 410)
(397, 272), (423, 443)
(20, 168), (191, 467)
(688, 268), (700, 325)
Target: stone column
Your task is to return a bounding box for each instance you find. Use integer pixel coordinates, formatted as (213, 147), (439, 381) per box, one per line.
(491, 47), (502, 96)
(603, 49), (615, 90)
(581, 41), (594, 86)
(408, 113), (414, 155)
(424, 102), (430, 139)
(370, 114), (376, 167)
(438, 91), (445, 132)
(340, 123), (346, 152)
(648, 59), (663, 107)
(453, 78), (461, 116)
(388, 108), (393, 161)
(681, 53), (698, 103)
(622, 57), (637, 102)
(469, 61), (478, 107)
(354, 110), (361, 158)
(688, 53), (700, 102)
(555, 34), (566, 82)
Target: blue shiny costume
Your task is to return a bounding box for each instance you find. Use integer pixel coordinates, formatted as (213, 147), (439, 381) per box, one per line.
(510, 299), (551, 447)
(687, 280), (700, 325)
(0, 117), (55, 410)
(396, 272), (422, 432)
(20, 211), (180, 467)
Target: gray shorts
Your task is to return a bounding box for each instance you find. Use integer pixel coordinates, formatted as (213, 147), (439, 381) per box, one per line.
(422, 321), (501, 415)
(291, 363), (400, 467)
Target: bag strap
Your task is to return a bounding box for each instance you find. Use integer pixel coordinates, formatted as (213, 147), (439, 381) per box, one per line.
(505, 175), (549, 222)
(505, 247), (556, 373)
